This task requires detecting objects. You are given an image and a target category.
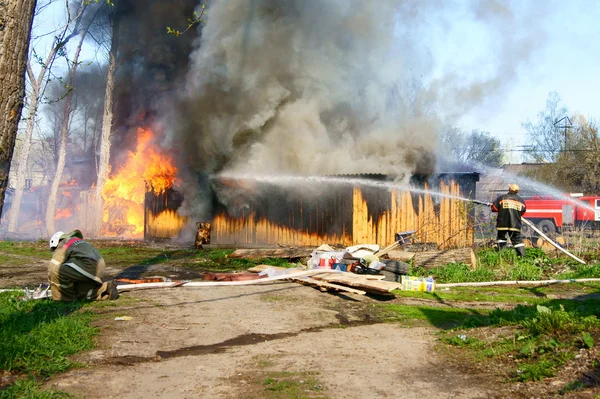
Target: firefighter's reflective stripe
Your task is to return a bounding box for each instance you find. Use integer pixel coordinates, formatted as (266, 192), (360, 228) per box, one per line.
(497, 240), (507, 244)
(525, 209), (561, 213)
(63, 262), (103, 285)
(50, 259), (60, 265)
(513, 243), (525, 248)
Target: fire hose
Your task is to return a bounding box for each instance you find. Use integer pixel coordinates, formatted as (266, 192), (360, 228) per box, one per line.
(470, 200), (586, 265)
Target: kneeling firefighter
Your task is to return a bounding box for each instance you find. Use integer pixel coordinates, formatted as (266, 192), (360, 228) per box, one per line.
(491, 184), (527, 257)
(48, 229), (118, 301)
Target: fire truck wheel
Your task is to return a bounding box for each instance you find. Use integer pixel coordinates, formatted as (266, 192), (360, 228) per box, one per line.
(537, 220), (557, 237)
(521, 223), (534, 238)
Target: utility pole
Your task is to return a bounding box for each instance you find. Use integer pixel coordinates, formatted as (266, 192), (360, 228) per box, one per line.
(554, 116), (573, 152)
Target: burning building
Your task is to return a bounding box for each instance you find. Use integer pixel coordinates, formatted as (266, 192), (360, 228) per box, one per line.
(14, 0), (537, 242)
(144, 172), (480, 249)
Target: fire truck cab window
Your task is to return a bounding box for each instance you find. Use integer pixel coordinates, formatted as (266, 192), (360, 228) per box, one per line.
(596, 199), (600, 208)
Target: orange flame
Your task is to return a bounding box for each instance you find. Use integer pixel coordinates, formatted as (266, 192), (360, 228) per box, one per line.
(101, 127), (177, 237)
(60, 179), (78, 186)
(55, 207), (73, 220)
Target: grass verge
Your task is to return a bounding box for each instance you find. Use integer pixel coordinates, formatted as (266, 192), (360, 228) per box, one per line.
(412, 247), (600, 283)
(443, 298), (600, 388)
(0, 291), (101, 398)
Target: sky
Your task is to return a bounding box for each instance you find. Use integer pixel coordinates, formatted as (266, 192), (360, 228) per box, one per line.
(436, 1), (600, 162)
(29, 0), (600, 166)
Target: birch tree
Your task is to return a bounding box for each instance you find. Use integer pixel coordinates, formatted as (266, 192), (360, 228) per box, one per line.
(522, 92), (569, 163)
(46, 5), (98, 235)
(0, 0), (37, 221)
(92, 5), (121, 235)
(8, 1), (90, 233)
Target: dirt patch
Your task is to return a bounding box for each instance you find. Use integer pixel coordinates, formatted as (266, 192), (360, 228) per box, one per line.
(45, 283), (495, 398)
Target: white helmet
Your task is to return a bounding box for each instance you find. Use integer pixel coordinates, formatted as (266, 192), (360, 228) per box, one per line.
(49, 231), (64, 250)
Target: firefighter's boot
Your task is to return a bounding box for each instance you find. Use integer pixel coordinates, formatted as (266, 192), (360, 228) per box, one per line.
(514, 245), (525, 257)
(496, 240), (507, 251)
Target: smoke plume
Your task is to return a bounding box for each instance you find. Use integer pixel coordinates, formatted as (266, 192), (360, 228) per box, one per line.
(173, 0), (440, 178)
(168, 0), (549, 228)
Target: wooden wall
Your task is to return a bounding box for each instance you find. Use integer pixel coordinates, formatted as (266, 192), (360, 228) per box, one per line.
(144, 188), (187, 239)
(210, 174), (478, 248)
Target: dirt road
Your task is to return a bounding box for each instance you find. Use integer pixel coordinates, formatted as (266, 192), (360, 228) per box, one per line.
(46, 282), (493, 399)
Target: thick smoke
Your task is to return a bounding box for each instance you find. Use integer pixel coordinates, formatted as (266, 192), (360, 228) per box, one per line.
(174, 0), (438, 180)
(169, 0), (549, 230)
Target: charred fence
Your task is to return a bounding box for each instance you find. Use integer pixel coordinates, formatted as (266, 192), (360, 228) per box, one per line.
(208, 173), (479, 248)
(144, 173), (479, 248)
(144, 187), (187, 240)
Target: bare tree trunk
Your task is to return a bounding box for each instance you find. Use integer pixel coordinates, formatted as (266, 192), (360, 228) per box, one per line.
(8, 66), (40, 232)
(46, 20), (91, 236)
(0, 0), (37, 220)
(92, 14), (120, 236)
(7, 0), (87, 233)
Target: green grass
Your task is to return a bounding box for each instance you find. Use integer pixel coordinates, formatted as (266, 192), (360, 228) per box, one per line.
(0, 378), (72, 399)
(258, 371), (327, 399)
(555, 262), (600, 279)
(394, 287), (550, 304)
(184, 248), (296, 271)
(377, 303), (488, 328)
(98, 247), (296, 272)
(443, 298), (600, 383)
(0, 291), (105, 397)
(0, 292), (98, 376)
(0, 241), (48, 260)
(99, 247), (181, 268)
(411, 248), (600, 284)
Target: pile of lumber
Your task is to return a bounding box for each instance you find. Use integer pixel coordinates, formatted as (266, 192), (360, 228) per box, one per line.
(248, 265), (401, 295)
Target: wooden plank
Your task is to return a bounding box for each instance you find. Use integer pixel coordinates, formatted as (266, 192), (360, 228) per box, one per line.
(362, 275), (386, 280)
(386, 250), (416, 262)
(289, 276), (366, 295)
(374, 241), (400, 258)
(311, 272), (402, 293)
(229, 248), (313, 259)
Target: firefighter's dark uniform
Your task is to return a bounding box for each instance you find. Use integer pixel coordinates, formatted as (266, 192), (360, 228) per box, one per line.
(491, 191), (527, 256)
(48, 230), (113, 301)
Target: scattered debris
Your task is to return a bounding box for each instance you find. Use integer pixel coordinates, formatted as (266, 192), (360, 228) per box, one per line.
(22, 284), (52, 300)
(247, 265), (295, 273)
(401, 276), (436, 292)
(202, 272), (265, 281)
(115, 316), (132, 321)
(289, 276), (367, 295)
(310, 272), (401, 294)
(116, 277), (172, 284)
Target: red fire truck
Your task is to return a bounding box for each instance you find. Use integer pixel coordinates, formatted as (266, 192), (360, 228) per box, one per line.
(522, 193), (600, 236)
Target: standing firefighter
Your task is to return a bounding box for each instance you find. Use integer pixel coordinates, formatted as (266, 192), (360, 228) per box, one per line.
(491, 184), (527, 256)
(48, 229), (118, 301)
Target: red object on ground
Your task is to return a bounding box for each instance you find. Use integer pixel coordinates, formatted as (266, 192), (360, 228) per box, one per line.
(201, 272), (266, 282)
